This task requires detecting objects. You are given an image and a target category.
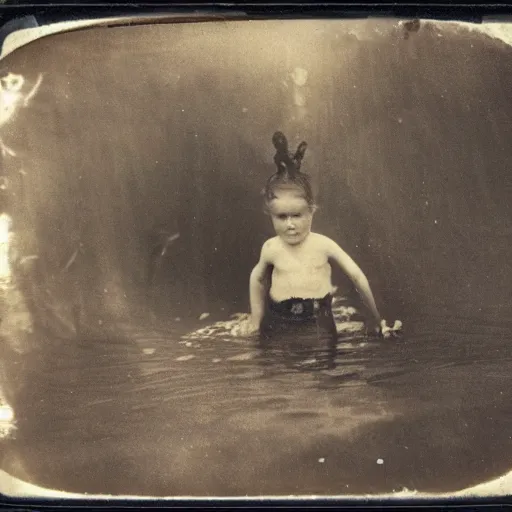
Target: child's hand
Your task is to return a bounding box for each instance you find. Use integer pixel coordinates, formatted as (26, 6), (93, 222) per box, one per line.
(379, 319), (403, 339)
(367, 319), (402, 338)
(234, 316), (260, 337)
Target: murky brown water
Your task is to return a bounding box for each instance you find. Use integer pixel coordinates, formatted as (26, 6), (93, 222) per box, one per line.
(1, 302), (512, 497)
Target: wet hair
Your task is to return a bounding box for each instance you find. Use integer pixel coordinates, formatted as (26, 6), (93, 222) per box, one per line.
(263, 131), (315, 210)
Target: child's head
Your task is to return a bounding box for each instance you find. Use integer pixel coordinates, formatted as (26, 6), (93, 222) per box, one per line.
(263, 132), (317, 245)
(263, 172), (316, 212)
(266, 186), (316, 246)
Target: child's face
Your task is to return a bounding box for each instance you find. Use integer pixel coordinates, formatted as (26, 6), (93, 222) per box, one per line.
(268, 192), (314, 246)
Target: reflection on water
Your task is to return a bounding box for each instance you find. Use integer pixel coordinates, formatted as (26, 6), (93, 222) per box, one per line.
(1, 303), (512, 497)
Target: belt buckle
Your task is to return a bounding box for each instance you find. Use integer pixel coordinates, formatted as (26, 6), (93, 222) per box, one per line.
(291, 302), (304, 315)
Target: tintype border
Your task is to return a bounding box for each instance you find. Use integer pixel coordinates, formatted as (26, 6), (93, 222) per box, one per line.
(0, 0), (510, 510)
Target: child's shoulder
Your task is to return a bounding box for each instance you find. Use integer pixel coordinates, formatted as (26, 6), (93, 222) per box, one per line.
(309, 232), (337, 247)
(259, 236), (281, 262)
(309, 232), (345, 256)
(261, 236), (281, 252)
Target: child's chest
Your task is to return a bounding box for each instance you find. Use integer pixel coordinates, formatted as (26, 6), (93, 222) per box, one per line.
(272, 249), (329, 272)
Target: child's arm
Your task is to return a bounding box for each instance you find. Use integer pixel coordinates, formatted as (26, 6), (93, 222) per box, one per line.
(240, 240), (272, 335)
(324, 237), (382, 331)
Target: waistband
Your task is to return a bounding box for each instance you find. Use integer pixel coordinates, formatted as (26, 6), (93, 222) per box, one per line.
(268, 293), (333, 321)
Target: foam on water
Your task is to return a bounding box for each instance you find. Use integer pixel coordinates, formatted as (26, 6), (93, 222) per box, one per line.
(181, 297), (366, 344)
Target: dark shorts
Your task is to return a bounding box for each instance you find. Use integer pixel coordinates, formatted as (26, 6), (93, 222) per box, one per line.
(259, 293), (338, 370)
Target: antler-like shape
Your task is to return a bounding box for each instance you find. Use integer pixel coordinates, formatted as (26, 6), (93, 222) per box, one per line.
(293, 141), (307, 170)
(272, 131), (307, 177)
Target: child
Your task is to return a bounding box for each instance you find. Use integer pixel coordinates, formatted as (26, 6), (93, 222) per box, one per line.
(239, 132), (395, 341)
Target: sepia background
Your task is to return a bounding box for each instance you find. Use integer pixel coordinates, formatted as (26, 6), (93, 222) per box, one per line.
(0, 18), (510, 497)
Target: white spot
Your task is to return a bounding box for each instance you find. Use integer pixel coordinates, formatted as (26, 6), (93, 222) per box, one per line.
(175, 317), (181, 322)
(227, 351), (257, 362)
(143, 348), (155, 355)
(199, 313), (210, 321)
(0, 405), (13, 422)
(176, 355), (195, 362)
(318, 458), (325, 463)
(377, 458), (384, 464)
(398, 117), (403, 123)
(185, 342), (192, 347)
(212, 358), (221, 363)
(290, 67), (308, 86)
(242, 107), (248, 113)
(434, 219), (438, 224)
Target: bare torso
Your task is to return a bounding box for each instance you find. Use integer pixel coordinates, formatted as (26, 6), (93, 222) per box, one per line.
(267, 232), (335, 301)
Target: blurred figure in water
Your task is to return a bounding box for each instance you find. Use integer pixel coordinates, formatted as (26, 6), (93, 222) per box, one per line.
(239, 132), (399, 370)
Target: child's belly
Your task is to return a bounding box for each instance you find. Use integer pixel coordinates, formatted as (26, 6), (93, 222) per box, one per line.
(269, 267), (334, 301)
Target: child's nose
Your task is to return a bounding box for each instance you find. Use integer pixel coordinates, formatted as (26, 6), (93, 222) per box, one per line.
(286, 217), (295, 227)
